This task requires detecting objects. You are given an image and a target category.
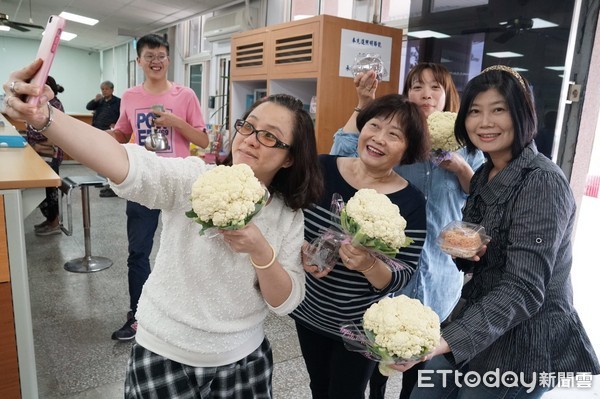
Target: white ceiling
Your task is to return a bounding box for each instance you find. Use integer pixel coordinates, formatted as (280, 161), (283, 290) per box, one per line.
(0, 0), (245, 51)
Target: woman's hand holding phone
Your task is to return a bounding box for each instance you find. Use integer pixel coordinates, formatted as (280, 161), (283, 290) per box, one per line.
(26, 15), (66, 106)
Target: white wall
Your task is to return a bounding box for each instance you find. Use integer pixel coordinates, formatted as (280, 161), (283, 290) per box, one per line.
(0, 35), (100, 114)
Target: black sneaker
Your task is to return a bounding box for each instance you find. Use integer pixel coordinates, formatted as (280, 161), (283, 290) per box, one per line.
(111, 313), (137, 341)
(34, 220), (50, 231)
(100, 187), (118, 198)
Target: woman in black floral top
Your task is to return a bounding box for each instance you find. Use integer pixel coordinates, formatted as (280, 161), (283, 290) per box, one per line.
(26, 76), (65, 235)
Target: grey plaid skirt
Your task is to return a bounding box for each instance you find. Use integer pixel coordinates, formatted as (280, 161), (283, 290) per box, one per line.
(124, 338), (273, 398)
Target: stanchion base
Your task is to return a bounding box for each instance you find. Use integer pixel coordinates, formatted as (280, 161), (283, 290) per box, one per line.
(64, 256), (113, 273)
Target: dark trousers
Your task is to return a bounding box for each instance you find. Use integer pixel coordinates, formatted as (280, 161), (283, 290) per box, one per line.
(40, 158), (60, 221)
(126, 201), (160, 315)
(295, 321), (376, 399)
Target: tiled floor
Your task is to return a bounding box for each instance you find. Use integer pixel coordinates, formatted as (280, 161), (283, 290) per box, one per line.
(23, 163), (599, 398)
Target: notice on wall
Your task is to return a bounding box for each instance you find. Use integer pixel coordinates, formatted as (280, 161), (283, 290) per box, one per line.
(339, 29), (393, 82)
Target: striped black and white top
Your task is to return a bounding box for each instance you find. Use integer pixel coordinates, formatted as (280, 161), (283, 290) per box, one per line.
(290, 155), (427, 341)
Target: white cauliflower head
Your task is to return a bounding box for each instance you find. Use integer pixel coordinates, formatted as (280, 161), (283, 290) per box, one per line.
(427, 111), (460, 152)
(190, 164), (265, 228)
(363, 295), (440, 360)
(344, 188), (409, 250)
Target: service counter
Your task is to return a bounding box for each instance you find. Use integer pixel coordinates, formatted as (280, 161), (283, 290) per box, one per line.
(3, 113), (92, 161)
(0, 113), (61, 399)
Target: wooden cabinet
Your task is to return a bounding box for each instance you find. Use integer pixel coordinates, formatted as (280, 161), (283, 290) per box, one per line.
(231, 15), (403, 154)
(0, 196), (21, 399)
(0, 198), (8, 284)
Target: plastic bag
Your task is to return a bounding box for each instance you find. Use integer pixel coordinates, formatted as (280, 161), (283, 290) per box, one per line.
(350, 53), (388, 81)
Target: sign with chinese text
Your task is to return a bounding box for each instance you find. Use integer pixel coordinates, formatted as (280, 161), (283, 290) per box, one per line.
(339, 29), (393, 82)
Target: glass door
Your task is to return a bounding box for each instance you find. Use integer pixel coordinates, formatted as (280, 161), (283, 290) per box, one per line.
(186, 62), (209, 123)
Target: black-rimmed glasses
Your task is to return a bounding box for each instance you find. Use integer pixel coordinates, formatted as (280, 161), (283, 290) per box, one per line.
(234, 119), (291, 149)
(142, 54), (168, 63)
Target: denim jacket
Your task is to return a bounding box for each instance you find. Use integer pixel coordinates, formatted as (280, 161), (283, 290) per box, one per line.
(394, 148), (484, 320)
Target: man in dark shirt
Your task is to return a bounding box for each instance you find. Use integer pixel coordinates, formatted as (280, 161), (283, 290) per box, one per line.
(86, 81), (121, 197)
(87, 81), (121, 129)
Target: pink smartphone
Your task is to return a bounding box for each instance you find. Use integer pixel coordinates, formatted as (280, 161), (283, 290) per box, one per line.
(27, 15), (66, 106)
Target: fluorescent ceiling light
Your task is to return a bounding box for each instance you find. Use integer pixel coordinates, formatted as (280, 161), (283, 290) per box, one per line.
(407, 30), (450, 38)
(545, 66), (565, 71)
(531, 18), (558, 29)
(60, 31), (77, 41)
(512, 67), (528, 72)
(0, 26), (10, 31)
(59, 11), (98, 26)
(486, 51), (523, 58)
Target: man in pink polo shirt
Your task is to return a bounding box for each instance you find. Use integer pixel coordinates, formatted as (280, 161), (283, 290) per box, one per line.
(109, 33), (208, 341)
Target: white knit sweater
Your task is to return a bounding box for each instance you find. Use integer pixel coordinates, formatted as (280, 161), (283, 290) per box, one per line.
(112, 145), (306, 367)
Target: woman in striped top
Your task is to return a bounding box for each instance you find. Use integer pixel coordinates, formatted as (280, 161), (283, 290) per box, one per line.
(290, 94), (429, 398)
(395, 65), (600, 398)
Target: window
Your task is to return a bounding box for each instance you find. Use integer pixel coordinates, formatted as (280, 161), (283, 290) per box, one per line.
(291, 0), (319, 20)
(186, 17), (202, 57)
(211, 55), (230, 128)
(322, 0), (352, 18)
(381, 0), (411, 24)
(290, 0), (354, 20)
(189, 64), (204, 103)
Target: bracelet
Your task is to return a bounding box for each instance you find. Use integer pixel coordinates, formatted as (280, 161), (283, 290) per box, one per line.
(251, 244), (276, 269)
(357, 255), (377, 273)
(26, 102), (54, 133)
(354, 107), (362, 113)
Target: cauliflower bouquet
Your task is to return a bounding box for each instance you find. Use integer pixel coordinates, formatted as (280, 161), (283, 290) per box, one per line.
(427, 111), (460, 165)
(340, 295), (441, 376)
(340, 188), (412, 257)
(185, 164), (268, 236)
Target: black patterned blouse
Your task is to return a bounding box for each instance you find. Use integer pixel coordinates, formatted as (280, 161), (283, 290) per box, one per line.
(444, 143), (600, 376)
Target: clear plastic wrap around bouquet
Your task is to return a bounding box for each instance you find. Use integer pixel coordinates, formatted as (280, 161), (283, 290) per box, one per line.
(427, 111), (460, 165)
(302, 228), (347, 272)
(185, 164), (269, 236)
(350, 53), (389, 81)
(340, 295), (441, 376)
(303, 190), (412, 272)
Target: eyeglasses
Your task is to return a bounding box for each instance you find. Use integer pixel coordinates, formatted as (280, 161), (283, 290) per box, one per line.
(234, 119), (291, 149)
(141, 54), (168, 63)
